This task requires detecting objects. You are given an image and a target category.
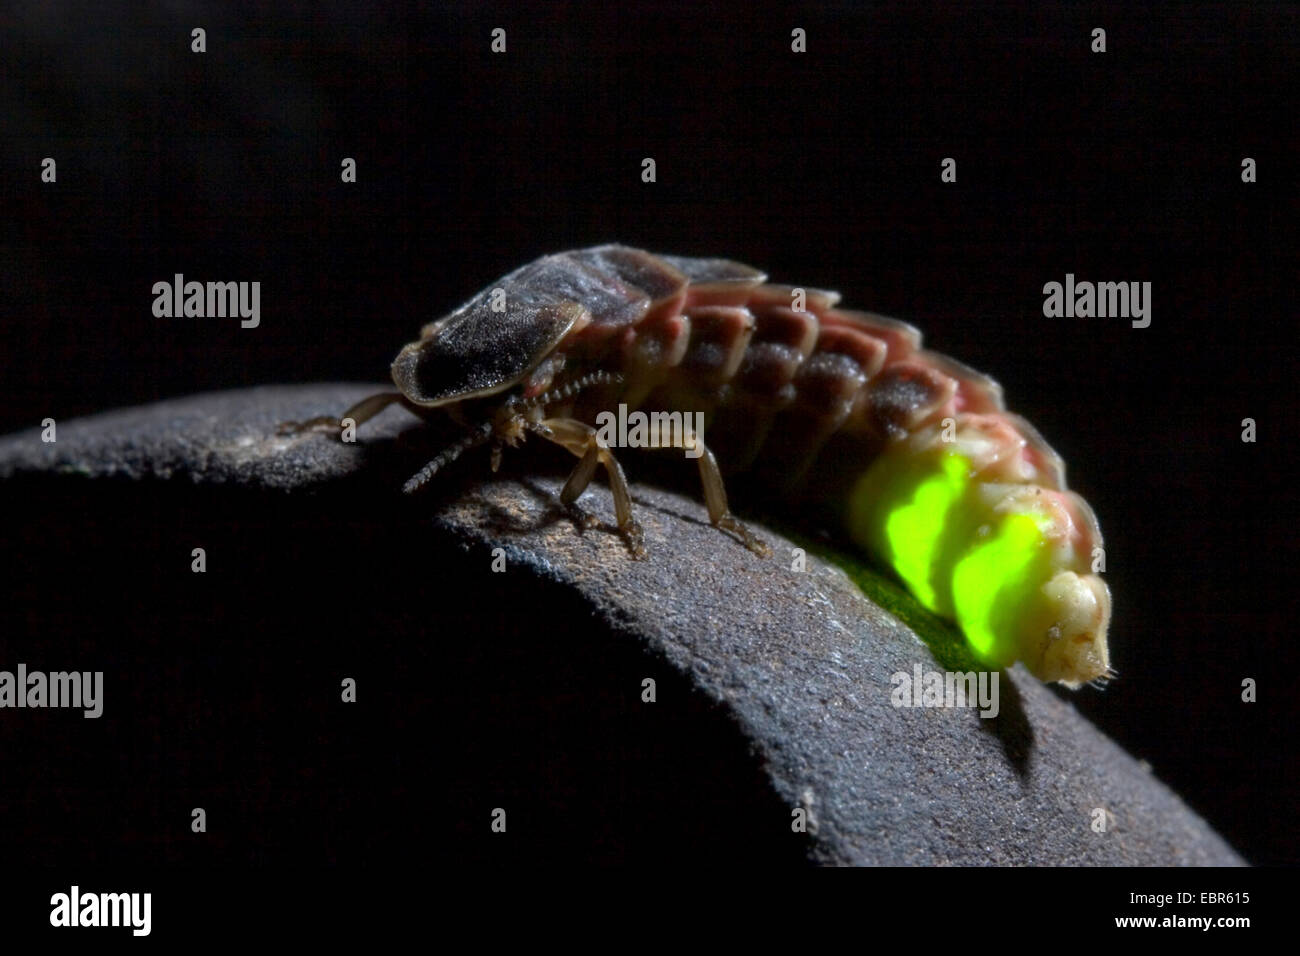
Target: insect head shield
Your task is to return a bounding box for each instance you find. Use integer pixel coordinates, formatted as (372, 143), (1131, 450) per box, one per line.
(392, 297), (587, 407)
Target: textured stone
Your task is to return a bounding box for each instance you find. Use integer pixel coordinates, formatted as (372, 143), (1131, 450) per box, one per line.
(0, 385), (1244, 865)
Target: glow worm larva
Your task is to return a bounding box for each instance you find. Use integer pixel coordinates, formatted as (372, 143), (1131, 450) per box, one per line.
(281, 245), (1112, 688)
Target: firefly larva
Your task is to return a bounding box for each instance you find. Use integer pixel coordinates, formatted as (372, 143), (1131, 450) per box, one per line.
(281, 245), (1112, 688)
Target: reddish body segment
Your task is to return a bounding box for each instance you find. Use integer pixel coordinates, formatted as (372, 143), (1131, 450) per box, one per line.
(408, 250), (1038, 471)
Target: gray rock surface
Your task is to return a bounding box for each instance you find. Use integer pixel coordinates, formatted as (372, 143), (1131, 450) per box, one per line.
(0, 385), (1245, 865)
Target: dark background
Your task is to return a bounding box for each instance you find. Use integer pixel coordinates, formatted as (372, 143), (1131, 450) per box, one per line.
(1, 1), (1295, 867)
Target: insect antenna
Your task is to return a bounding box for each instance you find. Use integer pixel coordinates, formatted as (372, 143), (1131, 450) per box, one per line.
(403, 422), (493, 494)
(519, 370), (623, 410)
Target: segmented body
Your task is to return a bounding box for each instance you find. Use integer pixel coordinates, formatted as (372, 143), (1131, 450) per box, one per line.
(323, 245), (1111, 686)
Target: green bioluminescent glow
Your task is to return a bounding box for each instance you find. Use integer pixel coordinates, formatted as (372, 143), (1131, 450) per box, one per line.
(881, 452), (970, 610)
(951, 512), (1049, 660)
(853, 448), (1056, 665)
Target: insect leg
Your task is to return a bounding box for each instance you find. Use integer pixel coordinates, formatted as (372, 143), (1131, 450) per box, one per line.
(537, 418), (647, 558)
(646, 422), (771, 557)
(553, 439), (602, 531)
(560, 441), (601, 506)
(277, 391), (407, 437)
(693, 444), (771, 557)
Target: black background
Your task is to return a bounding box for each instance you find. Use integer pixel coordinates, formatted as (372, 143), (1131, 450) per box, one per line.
(1, 0), (1296, 871)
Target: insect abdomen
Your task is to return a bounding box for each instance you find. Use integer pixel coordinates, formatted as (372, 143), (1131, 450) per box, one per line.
(510, 246), (1111, 685)
(536, 248), (1049, 486)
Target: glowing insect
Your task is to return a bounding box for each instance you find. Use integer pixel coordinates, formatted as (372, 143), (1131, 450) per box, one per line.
(281, 245), (1111, 688)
